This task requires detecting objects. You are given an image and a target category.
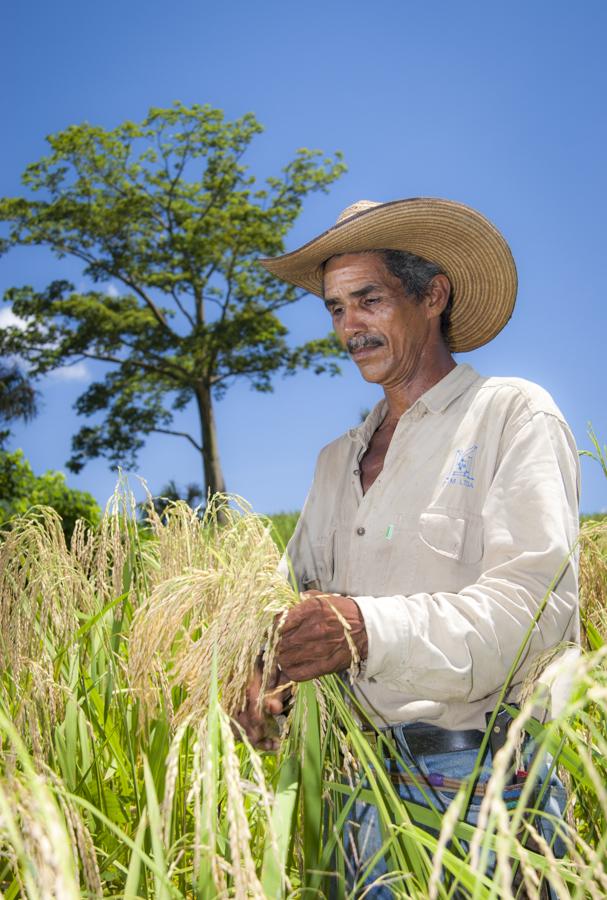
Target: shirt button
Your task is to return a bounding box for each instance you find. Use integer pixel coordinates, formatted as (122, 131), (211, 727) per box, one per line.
(356, 526), (366, 536)
(353, 468), (360, 476)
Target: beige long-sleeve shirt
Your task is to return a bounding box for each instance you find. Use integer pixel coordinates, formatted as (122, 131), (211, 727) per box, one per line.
(281, 363), (580, 731)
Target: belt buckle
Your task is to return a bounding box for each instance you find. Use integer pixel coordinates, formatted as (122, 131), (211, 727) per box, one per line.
(486, 708), (515, 758)
(360, 728), (379, 752)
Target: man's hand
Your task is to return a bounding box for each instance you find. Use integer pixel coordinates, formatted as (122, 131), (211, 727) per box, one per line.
(233, 659), (291, 750)
(276, 591), (368, 681)
(235, 593), (367, 747)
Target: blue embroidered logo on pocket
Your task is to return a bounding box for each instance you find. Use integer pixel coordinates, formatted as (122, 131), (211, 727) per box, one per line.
(445, 444), (478, 488)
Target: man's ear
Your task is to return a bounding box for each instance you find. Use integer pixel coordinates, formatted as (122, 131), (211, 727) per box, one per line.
(424, 274), (451, 321)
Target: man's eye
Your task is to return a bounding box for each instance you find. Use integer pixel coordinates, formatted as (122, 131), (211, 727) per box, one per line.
(365, 297), (380, 306)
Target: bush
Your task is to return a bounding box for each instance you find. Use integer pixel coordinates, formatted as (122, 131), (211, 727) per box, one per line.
(0, 449), (101, 539)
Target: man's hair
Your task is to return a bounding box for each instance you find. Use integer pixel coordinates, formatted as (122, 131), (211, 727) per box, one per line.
(324, 249), (454, 344)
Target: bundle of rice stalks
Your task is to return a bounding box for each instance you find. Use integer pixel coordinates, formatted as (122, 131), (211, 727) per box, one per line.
(579, 427), (607, 648)
(464, 647), (607, 899)
(0, 712), (100, 899)
(128, 494), (298, 724)
(0, 508), (97, 756)
(579, 517), (607, 648)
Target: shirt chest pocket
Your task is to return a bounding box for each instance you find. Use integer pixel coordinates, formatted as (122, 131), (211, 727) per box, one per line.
(418, 509), (484, 565)
(301, 531), (335, 591)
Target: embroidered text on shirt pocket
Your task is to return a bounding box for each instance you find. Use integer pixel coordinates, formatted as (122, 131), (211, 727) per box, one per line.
(418, 509), (483, 565)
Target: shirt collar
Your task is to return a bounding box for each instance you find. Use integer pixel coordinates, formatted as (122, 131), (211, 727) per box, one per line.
(347, 364), (480, 445)
(348, 399), (387, 446)
(417, 363), (479, 414)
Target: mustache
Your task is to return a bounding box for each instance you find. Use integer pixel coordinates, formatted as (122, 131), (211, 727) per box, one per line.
(346, 334), (385, 354)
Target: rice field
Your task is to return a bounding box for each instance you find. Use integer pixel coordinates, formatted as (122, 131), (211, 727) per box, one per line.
(0, 471), (606, 898)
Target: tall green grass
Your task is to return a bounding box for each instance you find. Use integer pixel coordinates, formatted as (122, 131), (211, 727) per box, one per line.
(0, 474), (605, 897)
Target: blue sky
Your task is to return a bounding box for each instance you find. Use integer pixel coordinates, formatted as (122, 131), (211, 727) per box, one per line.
(2, 0), (606, 513)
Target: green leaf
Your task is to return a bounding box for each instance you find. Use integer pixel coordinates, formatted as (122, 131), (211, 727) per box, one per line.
(300, 681), (323, 883)
(143, 754), (170, 900)
(583, 616), (604, 650)
(260, 754), (300, 898)
(124, 809), (148, 899)
(197, 652), (220, 899)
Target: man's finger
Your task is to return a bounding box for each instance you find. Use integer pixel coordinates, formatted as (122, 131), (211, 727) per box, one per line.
(276, 597), (327, 634)
(262, 672), (293, 715)
(281, 643), (355, 680)
(263, 695), (284, 716)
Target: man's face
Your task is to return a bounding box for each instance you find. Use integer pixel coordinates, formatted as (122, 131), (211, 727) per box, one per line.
(323, 253), (434, 388)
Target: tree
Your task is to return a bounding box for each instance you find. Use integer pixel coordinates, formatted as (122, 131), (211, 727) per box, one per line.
(0, 449), (100, 539)
(0, 362), (38, 448)
(0, 103), (346, 500)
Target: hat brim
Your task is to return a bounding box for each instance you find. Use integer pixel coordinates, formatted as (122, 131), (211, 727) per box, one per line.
(259, 197), (517, 353)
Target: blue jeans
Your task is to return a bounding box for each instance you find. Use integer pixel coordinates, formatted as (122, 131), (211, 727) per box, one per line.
(341, 722), (567, 898)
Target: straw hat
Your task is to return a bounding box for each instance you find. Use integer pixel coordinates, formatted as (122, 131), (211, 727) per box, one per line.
(259, 197), (517, 353)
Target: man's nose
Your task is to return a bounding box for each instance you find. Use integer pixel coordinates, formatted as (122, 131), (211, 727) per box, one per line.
(340, 305), (367, 335)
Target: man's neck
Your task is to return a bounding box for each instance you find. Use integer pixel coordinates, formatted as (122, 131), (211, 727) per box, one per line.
(382, 350), (457, 425)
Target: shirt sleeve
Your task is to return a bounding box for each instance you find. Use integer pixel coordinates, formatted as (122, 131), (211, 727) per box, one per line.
(353, 411), (580, 704)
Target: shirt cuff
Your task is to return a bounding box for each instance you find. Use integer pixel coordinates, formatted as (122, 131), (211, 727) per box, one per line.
(353, 594), (410, 682)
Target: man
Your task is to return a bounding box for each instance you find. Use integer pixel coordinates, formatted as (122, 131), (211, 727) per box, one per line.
(240, 198), (579, 892)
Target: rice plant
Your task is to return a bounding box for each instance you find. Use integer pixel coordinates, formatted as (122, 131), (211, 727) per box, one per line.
(0, 474), (604, 897)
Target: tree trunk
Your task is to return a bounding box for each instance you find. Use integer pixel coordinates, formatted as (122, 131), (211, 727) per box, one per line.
(195, 382), (227, 504)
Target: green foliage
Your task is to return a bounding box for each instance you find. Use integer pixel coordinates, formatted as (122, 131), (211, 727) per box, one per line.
(0, 448), (100, 537)
(581, 513), (607, 523)
(267, 510), (300, 550)
(0, 102), (347, 497)
(0, 362), (38, 448)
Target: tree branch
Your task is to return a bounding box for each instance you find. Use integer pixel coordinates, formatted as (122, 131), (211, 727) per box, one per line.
(151, 427), (203, 453)
(78, 350), (186, 381)
(196, 262), (218, 325)
(169, 286), (196, 329)
(115, 337), (192, 379)
(203, 252), (239, 383)
(158, 144), (200, 331)
(37, 239), (177, 337)
(116, 275), (175, 334)
(265, 288), (309, 311)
